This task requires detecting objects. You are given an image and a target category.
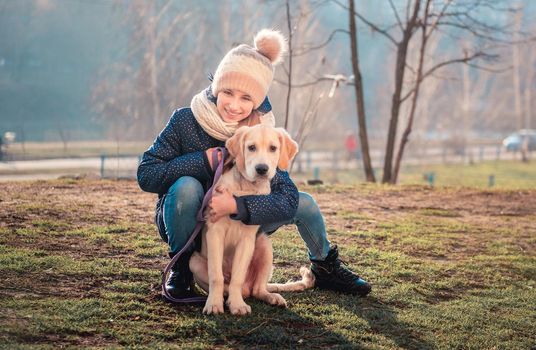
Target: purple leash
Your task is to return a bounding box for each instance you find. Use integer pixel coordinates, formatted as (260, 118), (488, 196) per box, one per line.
(161, 147), (229, 304)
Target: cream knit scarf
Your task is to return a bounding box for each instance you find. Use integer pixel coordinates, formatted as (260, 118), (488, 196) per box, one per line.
(191, 88), (276, 141)
(191, 88), (239, 141)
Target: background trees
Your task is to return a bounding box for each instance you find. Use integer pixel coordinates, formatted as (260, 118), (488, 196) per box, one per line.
(338, 0), (531, 183)
(1, 0), (535, 181)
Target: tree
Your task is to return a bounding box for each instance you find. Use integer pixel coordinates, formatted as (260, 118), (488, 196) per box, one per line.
(92, 1), (279, 141)
(274, 0), (378, 179)
(92, 0), (200, 140)
(335, 0), (527, 183)
(348, 0), (375, 181)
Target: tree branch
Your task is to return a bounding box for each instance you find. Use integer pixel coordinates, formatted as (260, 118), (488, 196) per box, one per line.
(400, 51), (496, 103)
(425, 0), (454, 41)
(154, 0), (173, 24)
(388, 0), (404, 32)
(293, 29), (350, 56)
(330, 0), (398, 45)
(466, 62), (512, 73)
(274, 77), (332, 88)
(434, 21), (517, 44)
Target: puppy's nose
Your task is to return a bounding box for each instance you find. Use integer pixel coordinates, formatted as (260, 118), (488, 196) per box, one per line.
(255, 164), (269, 176)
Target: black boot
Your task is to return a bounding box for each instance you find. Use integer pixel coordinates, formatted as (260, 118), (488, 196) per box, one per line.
(164, 251), (198, 299)
(310, 245), (371, 297)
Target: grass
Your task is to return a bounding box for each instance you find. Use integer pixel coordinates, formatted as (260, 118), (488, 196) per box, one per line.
(292, 159), (536, 190)
(0, 179), (535, 349)
(399, 159), (536, 189)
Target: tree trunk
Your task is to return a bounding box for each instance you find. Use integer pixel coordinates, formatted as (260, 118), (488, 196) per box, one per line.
(523, 45), (534, 129)
(512, 10), (523, 130)
(284, 0), (293, 130)
(393, 0), (431, 184)
(461, 49), (470, 162)
(148, 5), (161, 138)
(382, 0), (421, 184)
(349, 0), (375, 182)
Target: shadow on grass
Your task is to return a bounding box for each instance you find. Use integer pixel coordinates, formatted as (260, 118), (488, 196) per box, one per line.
(158, 290), (433, 349)
(162, 296), (354, 349)
(341, 295), (433, 350)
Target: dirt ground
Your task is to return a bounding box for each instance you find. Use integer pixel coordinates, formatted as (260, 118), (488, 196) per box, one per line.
(2, 179), (535, 260)
(0, 179), (533, 219)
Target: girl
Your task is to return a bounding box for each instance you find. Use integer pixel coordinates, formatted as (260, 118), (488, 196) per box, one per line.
(137, 29), (371, 300)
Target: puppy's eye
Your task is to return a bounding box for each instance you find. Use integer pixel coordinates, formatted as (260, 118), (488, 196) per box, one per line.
(269, 145), (277, 152)
(248, 145), (256, 152)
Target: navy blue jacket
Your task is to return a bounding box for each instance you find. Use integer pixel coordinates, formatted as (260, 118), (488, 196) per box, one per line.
(137, 107), (299, 226)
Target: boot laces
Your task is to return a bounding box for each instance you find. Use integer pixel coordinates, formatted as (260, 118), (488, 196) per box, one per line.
(334, 258), (360, 282)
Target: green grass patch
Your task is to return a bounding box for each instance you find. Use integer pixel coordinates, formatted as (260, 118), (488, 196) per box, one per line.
(293, 159), (536, 189)
(337, 210), (373, 221)
(399, 160), (536, 189)
(0, 245), (157, 279)
(418, 208), (461, 217)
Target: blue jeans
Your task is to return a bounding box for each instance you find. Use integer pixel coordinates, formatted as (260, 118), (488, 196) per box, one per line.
(162, 176), (331, 260)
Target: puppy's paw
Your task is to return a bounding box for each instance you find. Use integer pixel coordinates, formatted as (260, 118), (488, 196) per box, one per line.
(267, 292), (287, 308)
(203, 296), (224, 315)
(227, 298), (251, 315)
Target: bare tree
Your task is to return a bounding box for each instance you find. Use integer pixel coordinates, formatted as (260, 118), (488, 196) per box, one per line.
(284, 0), (293, 129)
(393, 0), (437, 182)
(335, 0), (526, 183)
(348, 0), (375, 182)
(291, 86), (328, 175)
(382, 0), (421, 183)
(274, 0), (350, 149)
(515, 11), (536, 131)
(92, 1), (200, 140)
(273, 0), (379, 181)
(512, 8), (523, 130)
(523, 44), (535, 129)
(93, 1), (281, 142)
(55, 119), (70, 154)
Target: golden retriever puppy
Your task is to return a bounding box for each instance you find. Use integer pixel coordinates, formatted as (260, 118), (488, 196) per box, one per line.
(189, 124), (314, 315)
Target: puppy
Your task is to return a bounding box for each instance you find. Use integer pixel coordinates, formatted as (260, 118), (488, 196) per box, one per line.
(189, 124), (314, 315)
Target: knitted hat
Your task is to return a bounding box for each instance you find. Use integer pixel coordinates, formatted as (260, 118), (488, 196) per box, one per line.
(211, 29), (286, 109)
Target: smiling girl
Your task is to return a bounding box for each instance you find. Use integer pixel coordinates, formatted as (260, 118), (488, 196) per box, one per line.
(137, 29), (371, 301)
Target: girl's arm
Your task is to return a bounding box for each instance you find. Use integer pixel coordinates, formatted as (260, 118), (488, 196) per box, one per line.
(231, 169), (299, 225)
(137, 109), (213, 194)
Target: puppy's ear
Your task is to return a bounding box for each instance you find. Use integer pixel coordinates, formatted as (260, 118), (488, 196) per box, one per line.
(226, 126), (249, 172)
(226, 126), (249, 157)
(276, 128), (299, 170)
(259, 111), (276, 126)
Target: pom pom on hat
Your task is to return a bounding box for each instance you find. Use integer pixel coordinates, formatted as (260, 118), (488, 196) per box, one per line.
(211, 28), (287, 109)
(254, 29), (287, 65)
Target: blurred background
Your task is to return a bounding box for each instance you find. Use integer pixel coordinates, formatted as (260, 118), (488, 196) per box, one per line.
(1, 0), (535, 188)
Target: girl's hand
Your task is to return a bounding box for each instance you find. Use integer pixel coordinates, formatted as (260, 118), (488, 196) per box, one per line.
(206, 148), (223, 170)
(208, 186), (238, 222)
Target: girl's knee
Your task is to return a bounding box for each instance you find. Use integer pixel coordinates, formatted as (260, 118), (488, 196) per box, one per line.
(297, 192), (319, 218)
(168, 176), (204, 200)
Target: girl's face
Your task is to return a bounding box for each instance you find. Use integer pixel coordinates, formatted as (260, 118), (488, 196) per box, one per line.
(216, 88), (255, 123)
